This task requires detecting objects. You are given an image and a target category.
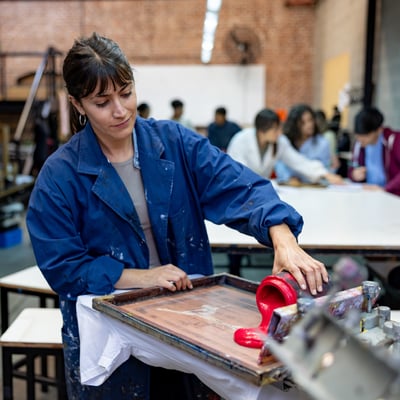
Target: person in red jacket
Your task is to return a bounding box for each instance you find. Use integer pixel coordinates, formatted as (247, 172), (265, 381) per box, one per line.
(349, 107), (400, 196)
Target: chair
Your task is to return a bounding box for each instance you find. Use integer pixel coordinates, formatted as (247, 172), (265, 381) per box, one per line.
(0, 307), (67, 400)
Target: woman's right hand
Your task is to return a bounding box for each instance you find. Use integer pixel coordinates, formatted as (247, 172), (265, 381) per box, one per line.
(115, 264), (193, 291)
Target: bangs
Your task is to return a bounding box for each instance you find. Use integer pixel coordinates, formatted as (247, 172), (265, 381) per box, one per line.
(80, 58), (133, 98)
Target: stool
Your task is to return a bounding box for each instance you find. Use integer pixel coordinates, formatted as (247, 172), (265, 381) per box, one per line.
(0, 265), (58, 333)
(0, 308), (67, 400)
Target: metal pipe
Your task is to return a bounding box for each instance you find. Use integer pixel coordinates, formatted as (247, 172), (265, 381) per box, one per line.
(363, 0), (377, 107)
(13, 53), (48, 142)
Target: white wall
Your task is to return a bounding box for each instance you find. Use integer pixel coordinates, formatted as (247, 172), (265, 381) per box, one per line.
(132, 64), (265, 128)
(313, 0), (367, 128)
(313, 0), (400, 131)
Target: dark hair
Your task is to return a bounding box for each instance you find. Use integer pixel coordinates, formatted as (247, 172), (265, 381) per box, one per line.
(254, 108), (279, 156)
(283, 104), (317, 149)
(215, 107), (227, 116)
(171, 99), (183, 108)
(63, 32), (134, 133)
(137, 102), (149, 112)
(314, 109), (328, 133)
(137, 102), (150, 118)
(354, 107), (384, 134)
(254, 108), (280, 131)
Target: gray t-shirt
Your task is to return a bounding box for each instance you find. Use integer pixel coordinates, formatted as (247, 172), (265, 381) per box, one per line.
(112, 158), (161, 268)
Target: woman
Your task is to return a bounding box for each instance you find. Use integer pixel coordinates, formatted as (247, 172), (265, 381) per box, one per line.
(315, 109), (340, 172)
(275, 104), (333, 184)
(27, 33), (328, 399)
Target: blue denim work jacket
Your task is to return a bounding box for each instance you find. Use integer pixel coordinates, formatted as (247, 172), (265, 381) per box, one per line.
(26, 117), (303, 398)
(27, 117), (303, 300)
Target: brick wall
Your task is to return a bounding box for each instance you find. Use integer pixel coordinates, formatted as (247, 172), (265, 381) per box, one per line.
(0, 0), (315, 112)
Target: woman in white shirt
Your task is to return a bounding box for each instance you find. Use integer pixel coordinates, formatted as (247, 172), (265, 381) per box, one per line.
(227, 108), (342, 184)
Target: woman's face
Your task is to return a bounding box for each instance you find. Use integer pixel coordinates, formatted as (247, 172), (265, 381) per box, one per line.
(70, 79), (137, 143)
(299, 111), (315, 138)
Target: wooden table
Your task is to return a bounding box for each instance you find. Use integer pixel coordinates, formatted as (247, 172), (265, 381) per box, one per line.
(0, 265), (58, 333)
(0, 181), (34, 200)
(0, 307), (66, 400)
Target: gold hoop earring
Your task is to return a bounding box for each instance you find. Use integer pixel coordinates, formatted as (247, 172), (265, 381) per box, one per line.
(79, 114), (87, 126)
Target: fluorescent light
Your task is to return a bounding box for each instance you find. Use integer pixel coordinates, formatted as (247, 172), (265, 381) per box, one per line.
(202, 40), (214, 52)
(207, 0), (222, 13)
(201, 51), (212, 64)
(201, 0), (222, 63)
(204, 11), (218, 31)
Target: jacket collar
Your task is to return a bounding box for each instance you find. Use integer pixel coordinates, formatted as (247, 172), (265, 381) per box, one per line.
(76, 123), (109, 175)
(75, 118), (166, 175)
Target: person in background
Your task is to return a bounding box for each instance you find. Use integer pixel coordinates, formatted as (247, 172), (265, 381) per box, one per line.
(227, 108), (343, 185)
(336, 129), (352, 177)
(349, 106), (400, 196)
(170, 98), (195, 131)
(274, 104), (333, 184)
(315, 109), (340, 172)
(207, 107), (241, 152)
(31, 100), (55, 177)
(137, 102), (150, 118)
(26, 33), (329, 400)
(330, 104), (342, 134)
